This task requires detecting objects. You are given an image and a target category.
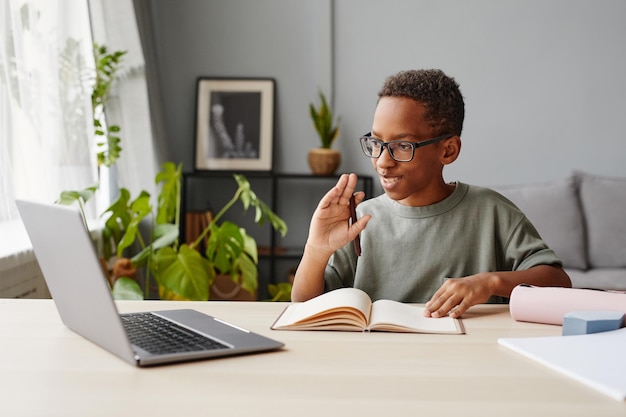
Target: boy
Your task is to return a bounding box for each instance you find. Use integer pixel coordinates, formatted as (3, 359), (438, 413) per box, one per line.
(291, 69), (571, 318)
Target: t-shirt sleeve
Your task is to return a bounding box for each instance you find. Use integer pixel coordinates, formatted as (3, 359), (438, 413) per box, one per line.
(505, 215), (564, 270)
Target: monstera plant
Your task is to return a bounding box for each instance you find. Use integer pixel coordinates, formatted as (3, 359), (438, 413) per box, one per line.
(59, 163), (287, 301)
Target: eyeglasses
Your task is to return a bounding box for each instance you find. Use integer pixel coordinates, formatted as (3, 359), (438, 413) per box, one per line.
(359, 132), (454, 162)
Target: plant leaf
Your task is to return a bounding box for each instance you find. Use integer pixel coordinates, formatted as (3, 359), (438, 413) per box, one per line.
(267, 282), (293, 302)
(56, 184), (99, 206)
(103, 188), (132, 224)
(242, 230), (258, 264)
(115, 192), (152, 257)
(153, 245), (212, 301)
(111, 277), (144, 300)
(237, 251), (258, 294)
(309, 91), (340, 149)
(102, 188), (132, 255)
(208, 221), (244, 274)
(232, 175), (287, 237)
(156, 162), (181, 224)
(131, 223), (179, 266)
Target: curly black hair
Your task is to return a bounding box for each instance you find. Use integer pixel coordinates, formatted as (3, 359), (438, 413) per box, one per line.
(378, 69), (465, 136)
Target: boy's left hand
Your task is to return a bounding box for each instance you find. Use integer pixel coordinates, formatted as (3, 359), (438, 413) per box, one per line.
(423, 265), (570, 318)
(423, 273), (496, 318)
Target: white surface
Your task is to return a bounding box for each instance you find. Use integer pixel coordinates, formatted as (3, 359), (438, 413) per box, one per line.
(499, 328), (626, 401)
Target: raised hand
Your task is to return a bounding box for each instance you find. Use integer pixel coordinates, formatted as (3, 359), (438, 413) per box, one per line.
(305, 173), (369, 258)
(291, 173), (370, 302)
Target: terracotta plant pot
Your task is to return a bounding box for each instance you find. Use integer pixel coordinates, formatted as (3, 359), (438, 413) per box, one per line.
(307, 148), (341, 176)
(210, 274), (257, 301)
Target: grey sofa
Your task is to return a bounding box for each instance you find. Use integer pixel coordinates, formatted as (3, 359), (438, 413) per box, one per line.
(493, 171), (626, 291)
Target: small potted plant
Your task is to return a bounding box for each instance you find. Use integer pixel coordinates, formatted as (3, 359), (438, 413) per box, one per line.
(308, 91), (341, 176)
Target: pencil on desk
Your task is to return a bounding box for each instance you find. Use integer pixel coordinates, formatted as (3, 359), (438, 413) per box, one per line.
(349, 195), (361, 256)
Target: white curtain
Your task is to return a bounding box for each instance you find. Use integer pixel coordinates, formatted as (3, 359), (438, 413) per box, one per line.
(1, 0), (161, 256)
(0, 0), (97, 256)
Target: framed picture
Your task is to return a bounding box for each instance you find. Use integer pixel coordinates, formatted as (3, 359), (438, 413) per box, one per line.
(194, 77), (275, 172)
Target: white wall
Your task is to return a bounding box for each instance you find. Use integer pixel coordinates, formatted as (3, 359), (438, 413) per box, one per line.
(150, 0), (626, 195)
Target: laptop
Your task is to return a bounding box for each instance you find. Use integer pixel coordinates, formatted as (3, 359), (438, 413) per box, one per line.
(16, 199), (284, 367)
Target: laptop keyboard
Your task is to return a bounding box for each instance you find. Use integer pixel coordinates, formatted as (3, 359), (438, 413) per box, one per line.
(121, 312), (229, 355)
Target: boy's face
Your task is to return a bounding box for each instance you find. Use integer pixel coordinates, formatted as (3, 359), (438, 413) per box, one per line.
(370, 96), (452, 206)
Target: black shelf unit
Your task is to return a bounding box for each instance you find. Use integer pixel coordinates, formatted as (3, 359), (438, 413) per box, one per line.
(181, 172), (373, 299)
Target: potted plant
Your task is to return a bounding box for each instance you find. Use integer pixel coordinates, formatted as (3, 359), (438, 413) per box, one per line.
(59, 164), (288, 301)
(57, 43), (289, 301)
(308, 90), (341, 176)
(120, 166), (286, 301)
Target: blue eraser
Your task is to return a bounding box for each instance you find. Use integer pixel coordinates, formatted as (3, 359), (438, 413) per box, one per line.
(562, 311), (625, 336)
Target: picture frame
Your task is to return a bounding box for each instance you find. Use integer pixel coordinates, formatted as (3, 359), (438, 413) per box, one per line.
(194, 77), (275, 172)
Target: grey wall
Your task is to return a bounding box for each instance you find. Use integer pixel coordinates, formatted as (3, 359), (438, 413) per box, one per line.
(149, 0), (626, 195)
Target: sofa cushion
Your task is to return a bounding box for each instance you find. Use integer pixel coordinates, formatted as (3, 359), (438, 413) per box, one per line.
(566, 268), (626, 291)
(493, 176), (588, 270)
(575, 171), (626, 268)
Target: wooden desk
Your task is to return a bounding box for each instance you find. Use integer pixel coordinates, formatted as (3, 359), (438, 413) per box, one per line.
(0, 299), (624, 416)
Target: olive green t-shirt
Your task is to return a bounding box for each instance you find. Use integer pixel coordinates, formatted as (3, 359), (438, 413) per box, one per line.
(324, 182), (562, 303)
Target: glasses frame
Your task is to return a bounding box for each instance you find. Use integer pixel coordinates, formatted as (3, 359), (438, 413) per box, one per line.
(359, 132), (454, 162)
